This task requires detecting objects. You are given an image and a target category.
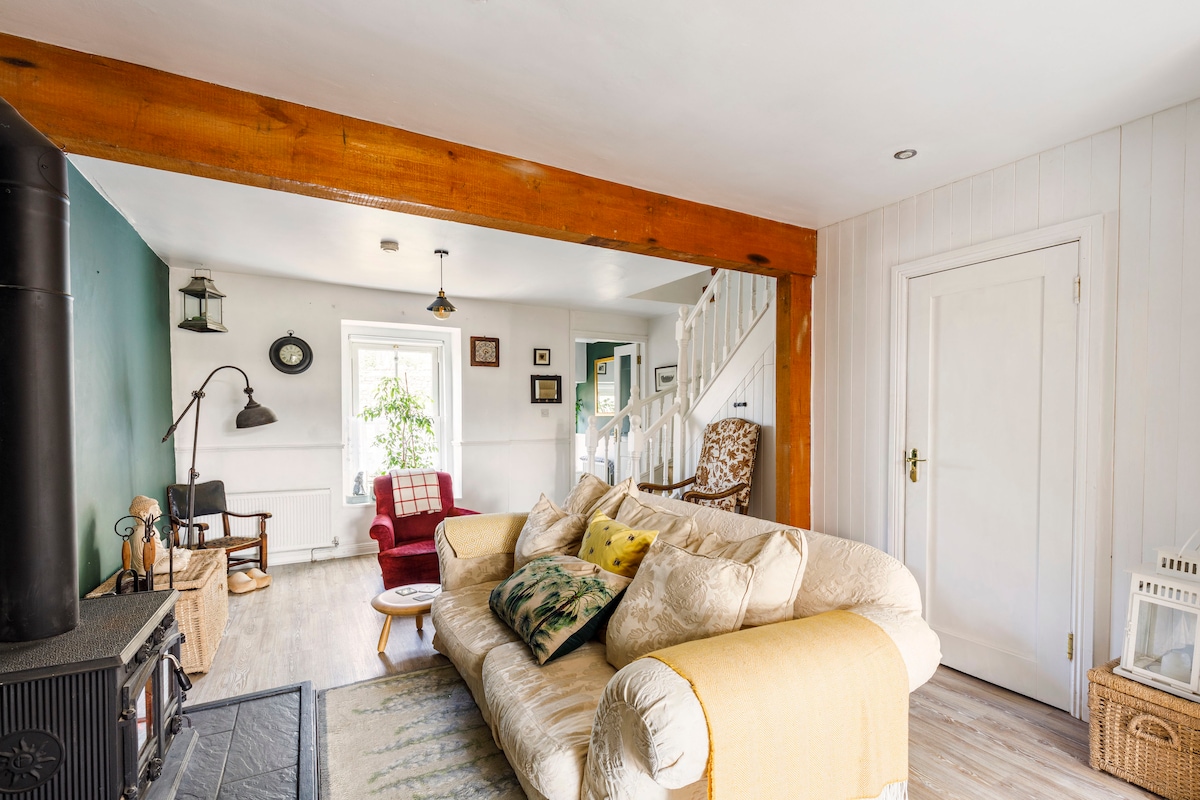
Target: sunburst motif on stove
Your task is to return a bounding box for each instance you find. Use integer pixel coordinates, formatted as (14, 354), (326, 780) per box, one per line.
(0, 730), (63, 792)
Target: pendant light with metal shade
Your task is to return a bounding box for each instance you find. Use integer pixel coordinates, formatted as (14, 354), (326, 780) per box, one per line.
(427, 249), (456, 320)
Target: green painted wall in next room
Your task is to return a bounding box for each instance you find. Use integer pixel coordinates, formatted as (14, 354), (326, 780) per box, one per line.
(68, 162), (176, 594)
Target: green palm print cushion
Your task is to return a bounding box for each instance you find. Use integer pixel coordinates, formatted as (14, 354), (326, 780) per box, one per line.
(489, 554), (632, 664)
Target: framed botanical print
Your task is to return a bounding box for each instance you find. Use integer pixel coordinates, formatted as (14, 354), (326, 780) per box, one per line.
(471, 336), (500, 367)
(531, 375), (562, 403)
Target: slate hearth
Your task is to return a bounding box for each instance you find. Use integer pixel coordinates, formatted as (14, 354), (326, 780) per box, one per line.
(179, 683), (315, 800)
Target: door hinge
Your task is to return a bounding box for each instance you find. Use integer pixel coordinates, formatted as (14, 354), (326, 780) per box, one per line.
(637, 355), (642, 365)
(1073, 275), (1081, 304)
(1067, 633), (1075, 661)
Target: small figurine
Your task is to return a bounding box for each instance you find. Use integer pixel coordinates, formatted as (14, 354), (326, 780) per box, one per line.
(353, 471), (366, 497)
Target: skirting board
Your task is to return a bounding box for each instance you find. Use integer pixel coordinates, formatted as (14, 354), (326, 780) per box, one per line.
(269, 541), (378, 566)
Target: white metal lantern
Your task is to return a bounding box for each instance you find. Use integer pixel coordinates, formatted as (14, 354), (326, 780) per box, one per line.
(1116, 533), (1200, 702)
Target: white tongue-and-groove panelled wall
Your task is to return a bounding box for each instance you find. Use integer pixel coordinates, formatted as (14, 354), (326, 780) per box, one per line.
(813, 95), (1200, 664)
(168, 269), (776, 565)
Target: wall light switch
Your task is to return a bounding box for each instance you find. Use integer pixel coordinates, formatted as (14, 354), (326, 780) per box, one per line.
(541, 408), (550, 418)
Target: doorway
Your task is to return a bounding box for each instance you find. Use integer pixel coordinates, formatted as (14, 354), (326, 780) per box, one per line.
(888, 221), (1113, 716)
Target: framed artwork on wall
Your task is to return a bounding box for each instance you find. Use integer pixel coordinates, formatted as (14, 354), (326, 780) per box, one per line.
(531, 375), (562, 403)
(471, 336), (500, 367)
(654, 365), (678, 392)
(533, 348), (551, 366)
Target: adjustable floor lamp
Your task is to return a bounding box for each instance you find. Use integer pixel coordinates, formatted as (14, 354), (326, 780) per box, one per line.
(162, 365), (277, 548)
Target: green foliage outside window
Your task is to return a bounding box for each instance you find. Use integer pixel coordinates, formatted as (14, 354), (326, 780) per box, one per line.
(358, 375), (436, 472)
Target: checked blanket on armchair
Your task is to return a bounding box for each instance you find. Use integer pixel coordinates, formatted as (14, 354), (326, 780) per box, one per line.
(389, 469), (443, 516)
(649, 610), (909, 800)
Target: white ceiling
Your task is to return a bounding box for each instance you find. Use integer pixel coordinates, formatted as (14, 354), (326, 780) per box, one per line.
(70, 155), (708, 316)
(12, 3), (1200, 310)
(6, 1), (1200, 229)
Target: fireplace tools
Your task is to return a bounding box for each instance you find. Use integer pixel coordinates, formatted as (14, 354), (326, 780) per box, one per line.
(111, 511), (176, 594)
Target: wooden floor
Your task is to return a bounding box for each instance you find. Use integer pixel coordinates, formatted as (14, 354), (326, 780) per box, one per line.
(192, 556), (1161, 799)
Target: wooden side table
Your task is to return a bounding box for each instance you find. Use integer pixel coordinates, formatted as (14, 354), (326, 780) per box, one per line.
(88, 548), (228, 674)
(372, 583), (441, 652)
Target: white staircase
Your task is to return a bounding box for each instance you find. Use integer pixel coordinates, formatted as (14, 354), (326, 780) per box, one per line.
(584, 270), (773, 486)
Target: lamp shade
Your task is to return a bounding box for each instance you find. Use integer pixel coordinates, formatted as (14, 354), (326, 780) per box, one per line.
(427, 290), (456, 320)
(236, 397), (278, 428)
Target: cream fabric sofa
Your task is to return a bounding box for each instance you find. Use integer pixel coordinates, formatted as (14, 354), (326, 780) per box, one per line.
(430, 492), (941, 800)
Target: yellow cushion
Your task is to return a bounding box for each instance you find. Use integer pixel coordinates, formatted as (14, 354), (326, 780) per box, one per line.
(578, 512), (658, 578)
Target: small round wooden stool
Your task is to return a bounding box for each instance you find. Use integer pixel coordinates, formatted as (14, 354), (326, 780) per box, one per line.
(372, 583), (441, 653)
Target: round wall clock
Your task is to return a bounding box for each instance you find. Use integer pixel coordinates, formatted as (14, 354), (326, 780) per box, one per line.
(269, 331), (313, 374)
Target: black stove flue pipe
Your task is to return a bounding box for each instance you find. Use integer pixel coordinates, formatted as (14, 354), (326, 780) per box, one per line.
(0, 98), (78, 641)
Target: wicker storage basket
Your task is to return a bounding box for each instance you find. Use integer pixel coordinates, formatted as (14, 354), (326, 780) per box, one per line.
(88, 548), (228, 674)
(1089, 659), (1200, 800)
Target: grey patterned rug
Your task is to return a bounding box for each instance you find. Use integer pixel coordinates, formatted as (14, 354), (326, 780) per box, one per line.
(318, 666), (524, 799)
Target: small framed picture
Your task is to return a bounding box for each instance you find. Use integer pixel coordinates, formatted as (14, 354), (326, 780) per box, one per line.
(596, 360), (608, 376)
(531, 375), (562, 403)
(471, 336), (500, 367)
(654, 365), (678, 392)
(533, 348), (551, 366)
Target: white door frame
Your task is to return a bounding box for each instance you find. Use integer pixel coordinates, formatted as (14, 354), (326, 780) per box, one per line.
(887, 215), (1111, 719)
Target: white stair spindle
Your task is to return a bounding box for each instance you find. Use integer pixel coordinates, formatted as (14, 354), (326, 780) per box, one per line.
(721, 271), (731, 361)
(585, 417), (599, 478)
(736, 271), (745, 341)
(675, 306), (691, 418)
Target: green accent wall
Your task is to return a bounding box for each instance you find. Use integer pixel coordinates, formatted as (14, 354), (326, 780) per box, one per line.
(575, 341), (631, 434)
(68, 163), (176, 594)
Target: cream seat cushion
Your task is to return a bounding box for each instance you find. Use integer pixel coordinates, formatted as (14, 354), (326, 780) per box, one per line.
(429, 580), (520, 728)
(605, 540), (754, 670)
(483, 640), (616, 800)
(614, 494), (702, 551)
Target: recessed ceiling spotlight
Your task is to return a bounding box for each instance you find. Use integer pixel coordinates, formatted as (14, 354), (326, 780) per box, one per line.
(380, 239), (399, 253)
(894, 149), (918, 160)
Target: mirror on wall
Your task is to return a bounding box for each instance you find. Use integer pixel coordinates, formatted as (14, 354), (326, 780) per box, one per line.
(594, 357), (616, 415)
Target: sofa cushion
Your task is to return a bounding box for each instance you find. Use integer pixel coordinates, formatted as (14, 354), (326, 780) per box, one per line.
(489, 555), (631, 664)
(429, 580), (520, 727)
(382, 538), (438, 558)
(562, 472), (611, 516)
(696, 529), (807, 626)
(585, 477), (636, 518)
(606, 540), (754, 669)
(483, 641), (616, 800)
(615, 494), (702, 551)
(513, 494), (588, 570)
(578, 512), (658, 578)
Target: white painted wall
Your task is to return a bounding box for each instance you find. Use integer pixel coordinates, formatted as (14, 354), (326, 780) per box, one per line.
(168, 267), (648, 563)
(814, 96), (1200, 662)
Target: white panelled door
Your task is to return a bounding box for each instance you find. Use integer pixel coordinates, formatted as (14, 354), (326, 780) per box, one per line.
(903, 243), (1080, 711)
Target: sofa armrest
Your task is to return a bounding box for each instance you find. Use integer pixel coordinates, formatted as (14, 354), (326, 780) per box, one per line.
(583, 608), (940, 800)
(435, 512), (528, 591)
(369, 514), (396, 552)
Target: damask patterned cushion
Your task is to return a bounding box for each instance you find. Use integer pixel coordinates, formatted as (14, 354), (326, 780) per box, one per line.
(562, 473), (611, 516)
(605, 539), (754, 670)
(691, 418), (761, 511)
(585, 477), (636, 519)
(514, 494), (588, 570)
(489, 555), (631, 665)
(696, 529), (807, 626)
(578, 512), (658, 578)
(614, 494), (702, 550)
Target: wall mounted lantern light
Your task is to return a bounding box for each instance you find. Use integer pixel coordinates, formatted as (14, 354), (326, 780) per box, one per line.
(427, 249), (456, 320)
(178, 268), (227, 333)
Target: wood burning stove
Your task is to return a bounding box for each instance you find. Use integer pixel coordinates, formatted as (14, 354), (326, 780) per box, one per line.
(0, 591), (196, 800)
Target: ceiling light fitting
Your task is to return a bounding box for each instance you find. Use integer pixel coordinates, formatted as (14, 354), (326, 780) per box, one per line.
(380, 239), (399, 253)
(427, 248), (456, 320)
(894, 149), (918, 160)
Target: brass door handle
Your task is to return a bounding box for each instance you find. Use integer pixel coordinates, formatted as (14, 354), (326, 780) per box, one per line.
(906, 448), (927, 483)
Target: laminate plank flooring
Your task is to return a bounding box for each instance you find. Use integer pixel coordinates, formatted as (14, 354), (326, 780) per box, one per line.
(186, 555), (444, 706)
(191, 556), (1162, 799)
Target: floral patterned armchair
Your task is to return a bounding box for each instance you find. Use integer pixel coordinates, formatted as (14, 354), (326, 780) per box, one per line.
(638, 417), (761, 514)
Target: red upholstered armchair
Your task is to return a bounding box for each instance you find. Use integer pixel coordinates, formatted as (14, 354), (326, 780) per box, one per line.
(370, 472), (478, 589)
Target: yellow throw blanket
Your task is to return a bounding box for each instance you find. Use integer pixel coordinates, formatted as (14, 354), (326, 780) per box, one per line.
(649, 610), (908, 800)
(442, 513), (526, 559)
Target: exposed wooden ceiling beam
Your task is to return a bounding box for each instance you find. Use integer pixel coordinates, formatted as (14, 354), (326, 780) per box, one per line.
(0, 33), (816, 276)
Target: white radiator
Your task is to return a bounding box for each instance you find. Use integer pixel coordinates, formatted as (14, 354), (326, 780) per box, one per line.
(224, 489), (332, 553)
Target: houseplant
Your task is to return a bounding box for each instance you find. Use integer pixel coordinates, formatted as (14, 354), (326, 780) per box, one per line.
(359, 376), (436, 472)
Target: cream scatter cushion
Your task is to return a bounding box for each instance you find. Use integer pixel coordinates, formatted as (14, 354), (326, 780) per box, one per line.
(585, 477), (636, 519)
(605, 540), (754, 670)
(562, 472), (611, 516)
(513, 494), (587, 570)
(614, 494), (702, 551)
(697, 529), (807, 627)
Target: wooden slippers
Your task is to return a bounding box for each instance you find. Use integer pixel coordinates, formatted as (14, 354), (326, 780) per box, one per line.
(246, 568), (272, 589)
(228, 571), (257, 594)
